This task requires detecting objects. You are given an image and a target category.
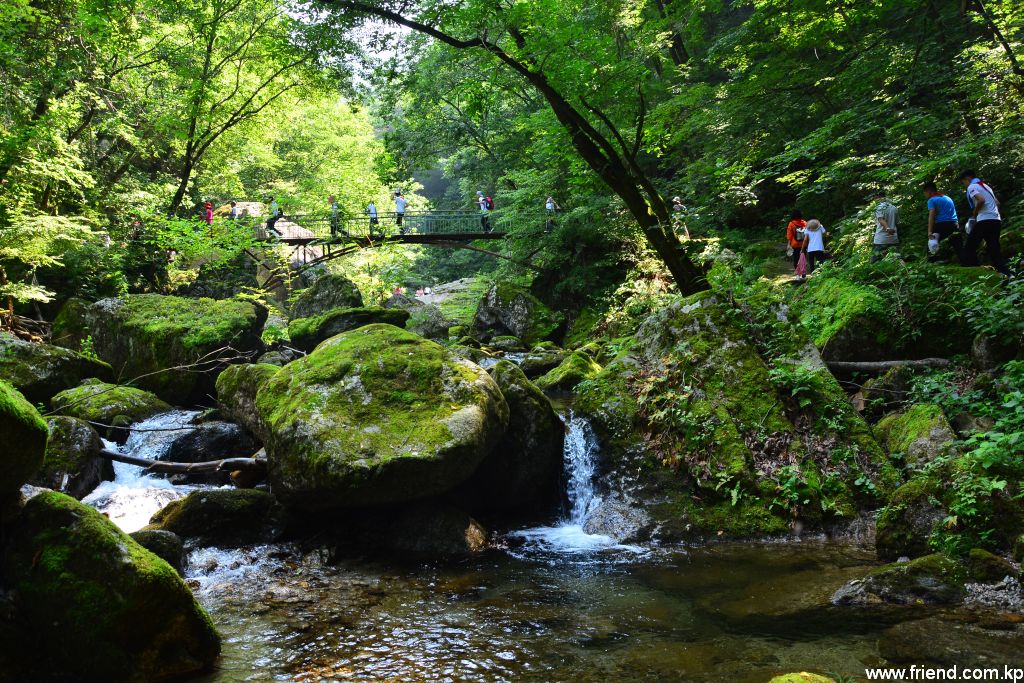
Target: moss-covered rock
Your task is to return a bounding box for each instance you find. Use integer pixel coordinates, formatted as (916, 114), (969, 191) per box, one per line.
(1, 491), (220, 679)
(290, 273), (363, 319)
(535, 351), (602, 392)
(518, 350), (568, 379)
(81, 294), (267, 404)
(875, 404), (958, 465)
(287, 306), (411, 352)
(876, 477), (946, 561)
(0, 332), (112, 404)
(965, 547), (1018, 583)
(791, 275), (893, 362)
(129, 529), (185, 575)
(257, 324), (509, 510)
(861, 366), (913, 418)
(472, 281), (564, 344)
(146, 489), (287, 547)
(452, 360), (564, 513)
(0, 381), (48, 494)
(215, 362), (280, 439)
(29, 416), (113, 499)
(487, 335), (526, 352)
(832, 553), (968, 606)
(50, 297), (92, 350)
(576, 292), (892, 540)
(51, 380), (171, 438)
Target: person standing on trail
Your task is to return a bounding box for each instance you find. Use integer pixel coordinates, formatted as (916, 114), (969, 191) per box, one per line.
(786, 210), (807, 271)
(394, 192), (407, 233)
(204, 201), (214, 225)
(477, 191), (492, 232)
(801, 218), (828, 274)
(923, 182), (961, 262)
(871, 191), (900, 262)
(671, 196), (690, 239)
(266, 197), (280, 232)
(960, 170), (1011, 276)
(328, 195), (340, 237)
(228, 201), (239, 220)
(545, 196), (560, 233)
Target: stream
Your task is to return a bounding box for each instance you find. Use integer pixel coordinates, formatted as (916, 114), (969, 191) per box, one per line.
(81, 410), (1017, 682)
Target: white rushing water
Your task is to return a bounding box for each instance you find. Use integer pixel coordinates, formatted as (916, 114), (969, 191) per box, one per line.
(83, 410), (203, 532)
(509, 413), (644, 556)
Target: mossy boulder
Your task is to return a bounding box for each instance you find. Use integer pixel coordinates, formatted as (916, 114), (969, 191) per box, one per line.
(51, 380), (171, 439)
(29, 416), (113, 499)
(129, 529), (185, 575)
(535, 351), (602, 392)
(487, 335), (526, 352)
(0, 381), (48, 494)
(861, 366), (913, 418)
(215, 362), (280, 439)
(965, 547), (1018, 583)
(1, 491), (220, 679)
(875, 404), (958, 465)
(518, 350), (568, 379)
(452, 360), (564, 513)
(472, 281), (563, 344)
(576, 292), (892, 540)
(0, 332), (112, 404)
(50, 296), (92, 349)
(290, 273), (363, 319)
(256, 324), (509, 510)
(832, 553), (968, 606)
(146, 489), (287, 547)
(876, 477), (946, 561)
(791, 275), (893, 362)
(287, 306), (410, 352)
(81, 294), (267, 404)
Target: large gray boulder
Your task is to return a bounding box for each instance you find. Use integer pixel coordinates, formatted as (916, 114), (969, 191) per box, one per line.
(287, 306), (410, 352)
(453, 360), (564, 513)
(0, 332), (112, 404)
(215, 363), (280, 439)
(290, 273), (363, 319)
(256, 324), (509, 510)
(472, 282), (563, 344)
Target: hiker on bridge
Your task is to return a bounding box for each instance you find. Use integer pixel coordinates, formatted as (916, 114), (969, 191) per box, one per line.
(367, 201), (379, 235)
(266, 197), (281, 232)
(477, 191), (493, 233)
(329, 195), (341, 237)
(395, 192), (408, 233)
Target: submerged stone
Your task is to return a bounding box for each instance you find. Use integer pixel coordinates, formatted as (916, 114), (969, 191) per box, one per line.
(832, 554), (968, 606)
(257, 324), (509, 510)
(1, 491), (220, 679)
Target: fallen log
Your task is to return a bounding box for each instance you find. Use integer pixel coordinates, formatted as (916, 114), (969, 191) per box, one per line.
(96, 448), (266, 475)
(827, 358), (951, 376)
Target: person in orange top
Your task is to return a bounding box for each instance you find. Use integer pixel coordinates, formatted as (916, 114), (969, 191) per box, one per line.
(786, 210), (807, 271)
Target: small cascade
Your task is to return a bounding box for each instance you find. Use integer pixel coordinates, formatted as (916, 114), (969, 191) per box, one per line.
(83, 410), (204, 532)
(508, 412), (644, 557)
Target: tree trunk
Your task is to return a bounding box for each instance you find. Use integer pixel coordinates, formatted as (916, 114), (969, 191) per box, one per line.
(826, 358), (951, 377)
(96, 448), (267, 476)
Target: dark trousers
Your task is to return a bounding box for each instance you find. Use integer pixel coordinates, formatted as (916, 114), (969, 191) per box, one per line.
(930, 221), (963, 262)
(962, 219), (1010, 275)
(791, 247), (801, 270)
(806, 250), (825, 273)
(481, 214), (491, 232)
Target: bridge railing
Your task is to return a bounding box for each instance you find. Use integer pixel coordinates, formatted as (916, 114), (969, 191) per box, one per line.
(257, 209), (545, 243)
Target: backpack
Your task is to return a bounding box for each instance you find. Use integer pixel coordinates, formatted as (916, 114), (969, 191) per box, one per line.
(485, 196), (494, 210)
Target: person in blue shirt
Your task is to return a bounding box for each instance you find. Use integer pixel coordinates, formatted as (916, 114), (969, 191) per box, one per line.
(923, 181), (961, 262)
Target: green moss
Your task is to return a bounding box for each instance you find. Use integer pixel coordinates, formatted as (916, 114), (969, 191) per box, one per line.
(119, 294), (263, 351)
(875, 403), (957, 465)
(291, 273), (363, 318)
(792, 275), (891, 353)
(965, 548), (1018, 582)
(473, 281), (564, 344)
(654, 495), (792, 538)
(51, 380), (171, 426)
(146, 489), (285, 546)
(0, 332), (113, 404)
(256, 323), (508, 509)
(2, 491), (220, 679)
(288, 306), (411, 352)
(437, 277), (492, 327)
(0, 380), (48, 493)
(31, 416), (111, 499)
(535, 351), (602, 392)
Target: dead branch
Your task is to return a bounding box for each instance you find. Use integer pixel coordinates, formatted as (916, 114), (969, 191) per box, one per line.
(96, 448), (266, 475)
(826, 358), (951, 377)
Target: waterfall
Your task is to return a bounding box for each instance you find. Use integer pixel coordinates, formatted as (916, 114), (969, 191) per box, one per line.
(563, 413), (601, 525)
(83, 410), (204, 532)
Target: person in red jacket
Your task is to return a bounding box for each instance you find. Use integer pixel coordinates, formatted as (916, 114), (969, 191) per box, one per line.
(786, 210), (807, 271)
(204, 201), (214, 225)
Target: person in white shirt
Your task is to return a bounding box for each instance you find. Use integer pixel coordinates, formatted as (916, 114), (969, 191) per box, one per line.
(477, 191), (491, 232)
(801, 218), (828, 274)
(228, 201), (239, 220)
(545, 196), (560, 233)
(960, 170), (1010, 275)
(367, 201), (379, 235)
(871, 190), (900, 262)
(394, 192), (407, 233)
